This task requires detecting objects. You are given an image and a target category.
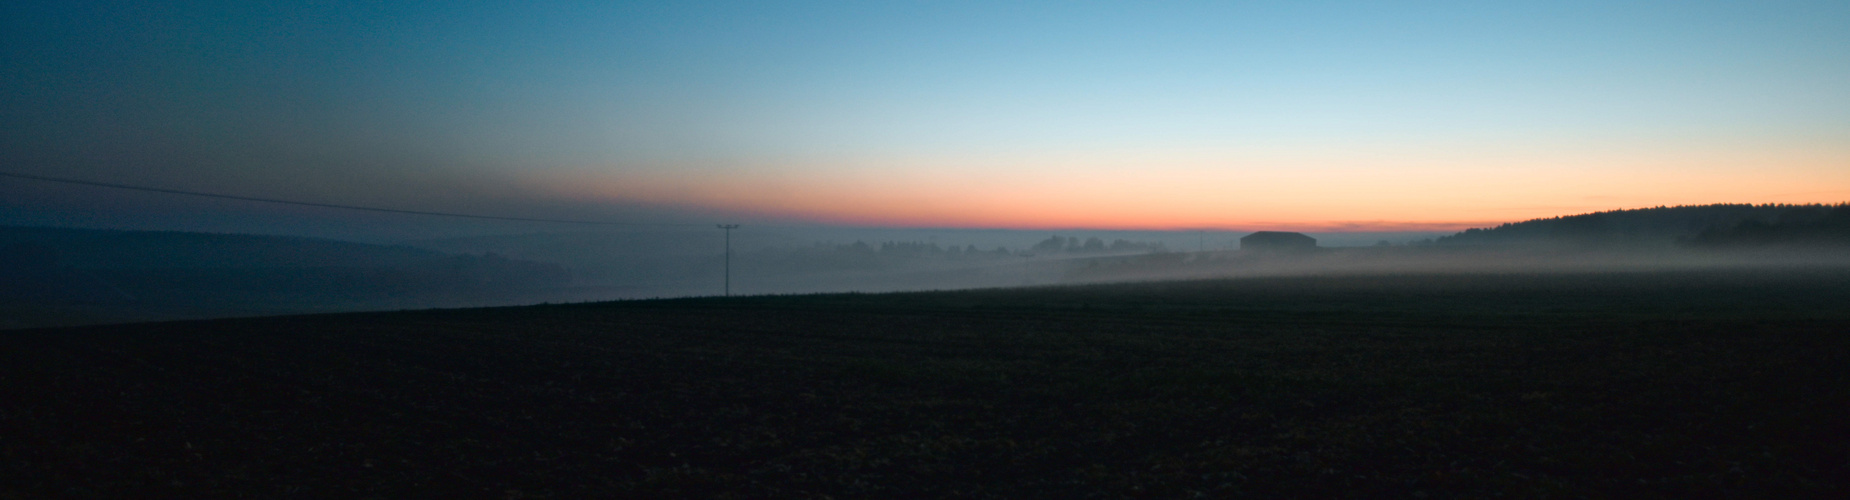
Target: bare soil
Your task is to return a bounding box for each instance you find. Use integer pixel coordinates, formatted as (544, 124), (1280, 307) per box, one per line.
(4, 269), (1848, 498)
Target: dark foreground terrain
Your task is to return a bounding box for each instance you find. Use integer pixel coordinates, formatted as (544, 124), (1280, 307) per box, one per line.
(4, 269), (1848, 498)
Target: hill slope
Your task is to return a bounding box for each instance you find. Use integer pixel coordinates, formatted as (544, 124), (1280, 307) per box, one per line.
(1435, 203), (1850, 248)
(1, 226), (572, 328)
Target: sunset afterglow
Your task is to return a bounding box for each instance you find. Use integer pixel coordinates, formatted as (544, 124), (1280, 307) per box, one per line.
(551, 136), (1850, 230)
(3, 1), (1846, 233)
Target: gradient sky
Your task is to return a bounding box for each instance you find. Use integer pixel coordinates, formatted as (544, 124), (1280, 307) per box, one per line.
(3, 0), (1847, 232)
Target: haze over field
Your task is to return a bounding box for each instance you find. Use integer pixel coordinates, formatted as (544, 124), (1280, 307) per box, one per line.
(5, 203), (1846, 330)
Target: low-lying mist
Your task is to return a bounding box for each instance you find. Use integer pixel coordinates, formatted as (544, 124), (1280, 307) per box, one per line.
(7, 203), (1846, 329)
(409, 226), (1850, 302)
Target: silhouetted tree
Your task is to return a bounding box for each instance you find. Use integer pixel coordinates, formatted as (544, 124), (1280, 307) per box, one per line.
(1032, 236), (1066, 254)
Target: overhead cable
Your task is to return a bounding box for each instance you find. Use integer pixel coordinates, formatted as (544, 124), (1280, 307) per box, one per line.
(0, 171), (706, 227)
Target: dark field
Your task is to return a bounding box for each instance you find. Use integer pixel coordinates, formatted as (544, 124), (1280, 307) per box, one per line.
(4, 269), (1849, 498)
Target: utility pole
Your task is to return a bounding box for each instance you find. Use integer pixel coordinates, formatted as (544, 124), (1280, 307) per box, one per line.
(717, 224), (739, 296)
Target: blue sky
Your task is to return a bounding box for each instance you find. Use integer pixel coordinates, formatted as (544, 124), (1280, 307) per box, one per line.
(3, 0), (1846, 232)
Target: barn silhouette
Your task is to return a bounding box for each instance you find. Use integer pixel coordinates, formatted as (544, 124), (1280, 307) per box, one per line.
(1240, 231), (1317, 252)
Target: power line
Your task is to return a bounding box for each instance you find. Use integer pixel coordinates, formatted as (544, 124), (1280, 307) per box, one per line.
(717, 224), (739, 296)
(0, 171), (705, 227)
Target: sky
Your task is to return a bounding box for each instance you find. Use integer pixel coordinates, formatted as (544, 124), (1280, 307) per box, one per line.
(3, 0), (1847, 234)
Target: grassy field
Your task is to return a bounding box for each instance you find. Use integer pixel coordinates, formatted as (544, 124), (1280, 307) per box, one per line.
(4, 268), (1848, 498)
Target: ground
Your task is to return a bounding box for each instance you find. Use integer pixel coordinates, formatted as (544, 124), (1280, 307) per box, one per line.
(3, 269), (1848, 498)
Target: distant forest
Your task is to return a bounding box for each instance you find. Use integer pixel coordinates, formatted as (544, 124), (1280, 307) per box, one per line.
(791, 235), (1167, 258)
(743, 236), (1168, 274)
(1434, 203), (1850, 248)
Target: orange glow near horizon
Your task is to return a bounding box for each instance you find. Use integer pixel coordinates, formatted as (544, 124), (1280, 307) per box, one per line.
(545, 140), (1850, 232)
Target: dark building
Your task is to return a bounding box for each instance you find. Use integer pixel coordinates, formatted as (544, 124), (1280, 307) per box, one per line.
(1239, 231), (1317, 252)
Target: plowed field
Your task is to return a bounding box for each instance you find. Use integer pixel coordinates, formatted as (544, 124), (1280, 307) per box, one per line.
(5, 269), (1848, 498)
